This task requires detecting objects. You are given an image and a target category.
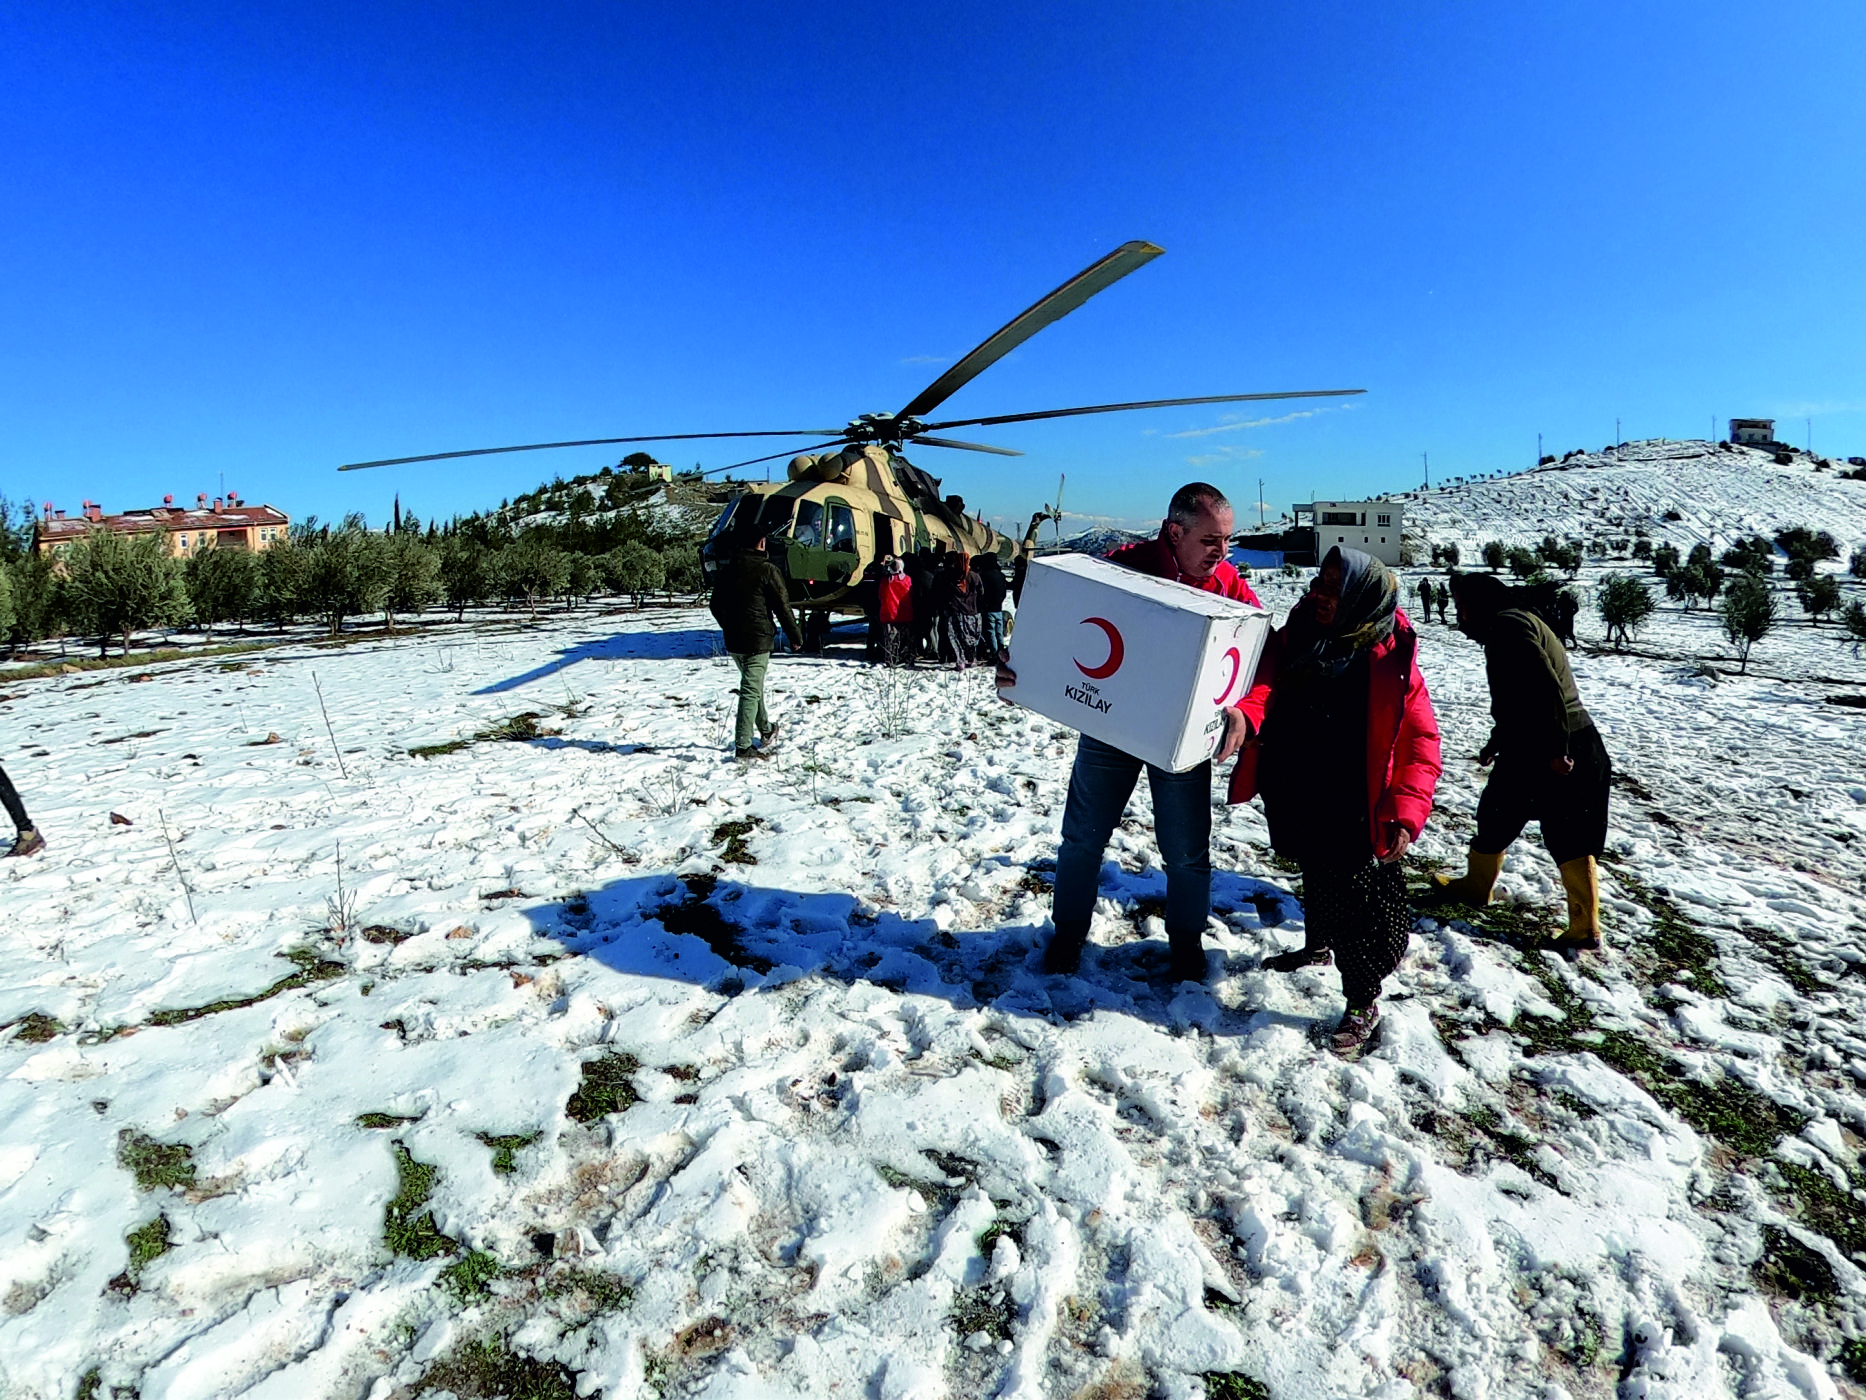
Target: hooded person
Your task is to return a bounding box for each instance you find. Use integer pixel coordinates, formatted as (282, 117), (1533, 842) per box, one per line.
(1228, 546), (1442, 1052)
(1436, 570), (1612, 953)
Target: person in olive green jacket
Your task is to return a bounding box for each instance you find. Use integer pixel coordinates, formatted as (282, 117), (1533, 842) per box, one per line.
(708, 530), (802, 761)
(1435, 570), (1612, 953)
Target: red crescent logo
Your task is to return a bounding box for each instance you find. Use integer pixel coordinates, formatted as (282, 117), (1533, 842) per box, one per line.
(1075, 617), (1124, 679)
(1213, 646), (1241, 705)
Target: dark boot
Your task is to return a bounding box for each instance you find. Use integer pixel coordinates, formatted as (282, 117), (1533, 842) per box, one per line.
(1261, 943), (1333, 972)
(1042, 921), (1089, 974)
(1166, 929), (1207, 983)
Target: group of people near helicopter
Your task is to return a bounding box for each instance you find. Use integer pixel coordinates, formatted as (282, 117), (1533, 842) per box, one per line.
(996, 481), (1613, 1054)
(860, 548), (1011, 671)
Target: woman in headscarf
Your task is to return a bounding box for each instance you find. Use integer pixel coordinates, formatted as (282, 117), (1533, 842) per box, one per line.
(1229, 546), (1442, 1052)
(939, 551), (983, 670)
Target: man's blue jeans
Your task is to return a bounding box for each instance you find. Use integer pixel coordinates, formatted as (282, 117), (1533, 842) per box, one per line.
(1052, 733), (1211, 940)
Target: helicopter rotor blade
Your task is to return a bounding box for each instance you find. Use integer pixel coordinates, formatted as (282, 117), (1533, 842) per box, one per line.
(338, 429), (844, 471)
(702, 442), (849, 475)
(906, 435), (1024, 457)
(920, 388), (1365, 434)
(897, 240), (1164, 422)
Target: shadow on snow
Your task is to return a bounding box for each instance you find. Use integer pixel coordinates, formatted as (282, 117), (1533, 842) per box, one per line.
(474, 629), (722, 695)
(518, 863), (1323, 1039)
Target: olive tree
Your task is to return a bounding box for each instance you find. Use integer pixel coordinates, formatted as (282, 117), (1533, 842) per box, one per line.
(61, 528), (190, 657)
(1596, 574), (1655, 650)
(184, 546), (258, 635)
(439, 536), (490, 621)
(604, 540), (664, 608)
(301, 522), (390, 635)
(380, 532), (441, 631)
(1720, 574), (1775, 674)
(1796, 573), (1841, 622)
(499, 532), (568, 619)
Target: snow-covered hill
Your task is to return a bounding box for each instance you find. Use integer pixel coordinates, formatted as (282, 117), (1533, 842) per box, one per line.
(1395, 439), (1866, 560)
(3, 452), (1866, 1400)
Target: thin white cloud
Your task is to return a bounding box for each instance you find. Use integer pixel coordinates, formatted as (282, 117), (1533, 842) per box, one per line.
(899, 354), (949, 366)
(1165, 401), (1356, 439)
(1186, 446), (1265, 467)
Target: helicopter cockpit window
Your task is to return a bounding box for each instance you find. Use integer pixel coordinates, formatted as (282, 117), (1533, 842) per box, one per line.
(706, 498), (741, 540)
(754, 497), (794, 536)
(792, 499), (823, 548)
(827, 505), (856, 553)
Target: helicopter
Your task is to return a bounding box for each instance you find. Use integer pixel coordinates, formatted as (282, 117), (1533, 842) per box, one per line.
(340, 240), (1362, 648)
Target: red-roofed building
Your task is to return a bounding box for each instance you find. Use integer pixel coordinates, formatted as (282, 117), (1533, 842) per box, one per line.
(33, 493), (291, 558)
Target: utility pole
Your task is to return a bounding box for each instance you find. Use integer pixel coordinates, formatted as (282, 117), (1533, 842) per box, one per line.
(1615, 417), (1621, 449)
(1422, 452), (1429, 489)
(1808, 417), (1813, 454)
(1258, 478), (1265, 529)
(1537, 432), (1542, 465)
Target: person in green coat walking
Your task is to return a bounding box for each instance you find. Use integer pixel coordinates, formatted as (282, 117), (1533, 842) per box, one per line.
(708, 529), (803, 761)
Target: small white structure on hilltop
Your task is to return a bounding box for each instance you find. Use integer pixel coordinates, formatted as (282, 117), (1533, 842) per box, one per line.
(1291, 500), (1404, 565)
(645, 462), (674, 483)
(1729, 418), (1775, 446)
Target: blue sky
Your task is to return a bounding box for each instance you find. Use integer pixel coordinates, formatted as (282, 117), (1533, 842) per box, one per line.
(4, 1), (1862, 538)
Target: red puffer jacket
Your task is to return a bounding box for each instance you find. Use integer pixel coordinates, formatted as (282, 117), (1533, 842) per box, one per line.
(1227, 605), (1442, 861)
(878, 573), (914, 624)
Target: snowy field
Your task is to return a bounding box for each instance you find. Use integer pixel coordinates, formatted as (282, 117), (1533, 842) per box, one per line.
(4, 459), (1866, 1400)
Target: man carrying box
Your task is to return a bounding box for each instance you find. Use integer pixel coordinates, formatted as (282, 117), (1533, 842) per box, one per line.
(997, 482), (1261, 980)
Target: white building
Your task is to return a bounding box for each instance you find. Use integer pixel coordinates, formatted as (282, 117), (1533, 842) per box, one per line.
(1729, 418), (1775, 446)
(1293, 500), (1404, 566)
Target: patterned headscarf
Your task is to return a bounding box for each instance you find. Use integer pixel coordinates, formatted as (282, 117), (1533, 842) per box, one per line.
(1279, 546), (1400, 682)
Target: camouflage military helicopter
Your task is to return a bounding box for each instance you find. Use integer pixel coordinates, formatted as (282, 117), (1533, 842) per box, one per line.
(341, 240), (1362, 647)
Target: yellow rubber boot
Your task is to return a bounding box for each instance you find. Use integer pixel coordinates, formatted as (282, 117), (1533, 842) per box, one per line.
(1554, 855), (1602, 951)
(1429, 850), (1504, 907)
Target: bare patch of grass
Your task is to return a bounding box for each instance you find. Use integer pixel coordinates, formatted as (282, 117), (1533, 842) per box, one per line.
(383, 1141), (454, 1260)
(417, 1334), (578, 1400)
(105, 1216), (172, 1295)
(565, 1053), (640, 1123)
(117, 1131), (196, 1192)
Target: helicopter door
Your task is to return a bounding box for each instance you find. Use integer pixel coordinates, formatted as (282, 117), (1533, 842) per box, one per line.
(783, 498), (834, 598)
(872, 512), (901, 558)
(823, 498), (859, 585)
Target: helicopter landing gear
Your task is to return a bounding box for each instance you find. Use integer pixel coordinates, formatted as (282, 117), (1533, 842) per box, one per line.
(802, 611), (831, 653)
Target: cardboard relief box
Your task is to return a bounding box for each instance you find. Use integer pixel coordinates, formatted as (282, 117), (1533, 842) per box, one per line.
(1001, 554), (1271, 772)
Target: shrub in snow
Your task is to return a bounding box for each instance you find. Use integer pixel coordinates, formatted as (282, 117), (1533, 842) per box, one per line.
(61, 527), (190, 657)
(1505, 546), (1540, 579)
(1481, 540), (1505, 572)
(1651, 543), (1680, 577)
(1797, 574), (1841, 621)
(1721, 574), (1775, 673)
(1842, 600), (1866, 655)
(1851, 547), (1866, 579)
(1597, 574), (1655, 649)
(1632, 538), (1653, 561)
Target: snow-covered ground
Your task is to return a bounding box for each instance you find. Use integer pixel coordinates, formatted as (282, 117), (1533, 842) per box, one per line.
(4, 450), (1866, 1400)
